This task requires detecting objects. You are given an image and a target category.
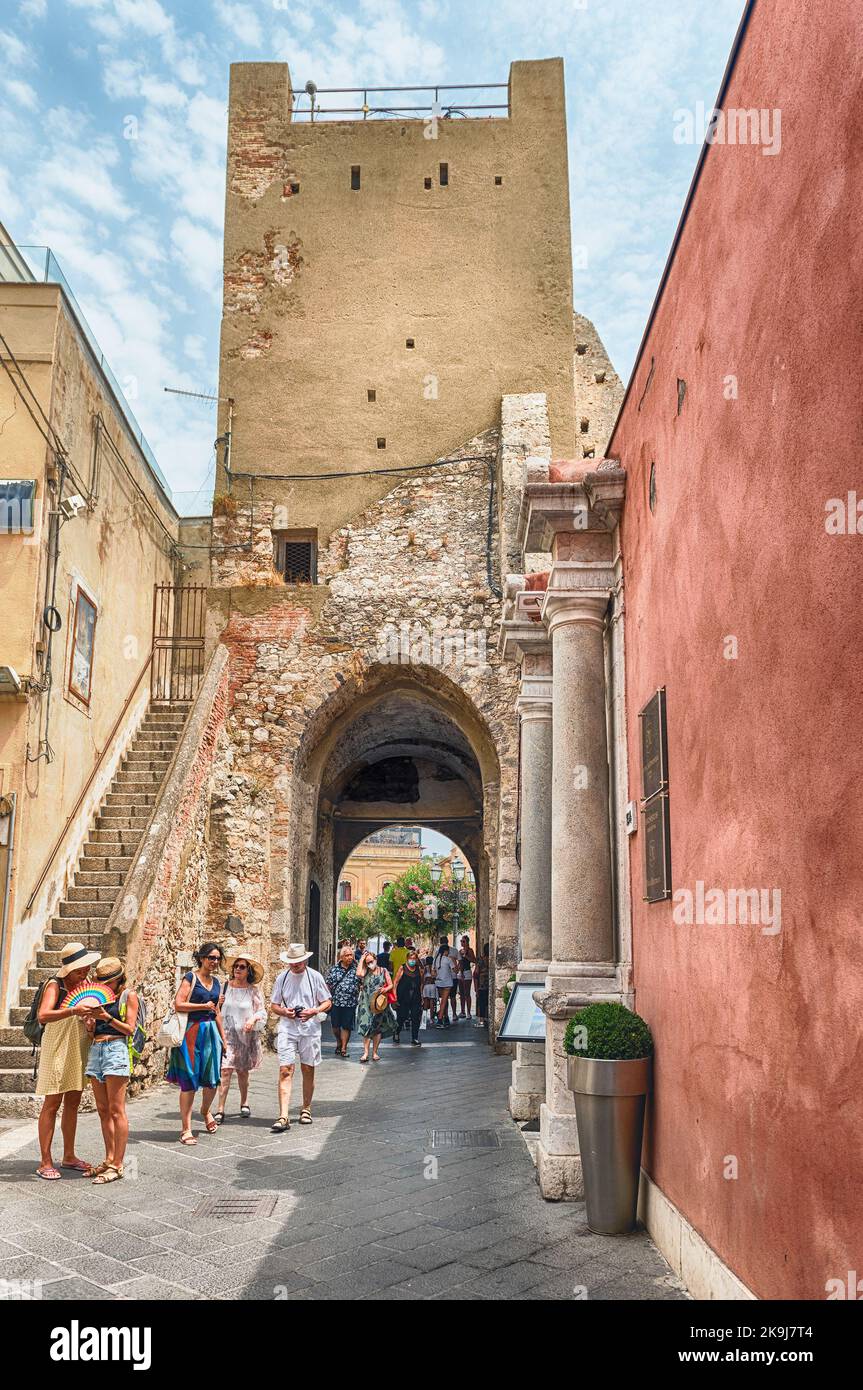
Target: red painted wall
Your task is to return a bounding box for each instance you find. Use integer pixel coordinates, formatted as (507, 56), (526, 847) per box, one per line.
(613, 0), (863, 1299)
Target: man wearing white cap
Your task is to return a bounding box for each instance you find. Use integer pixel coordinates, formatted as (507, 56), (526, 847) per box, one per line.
(269, 942), (332, 1132)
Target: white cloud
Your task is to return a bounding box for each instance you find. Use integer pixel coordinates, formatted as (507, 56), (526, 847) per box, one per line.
(114, 0), (172, 38)
(19, 0), (47, 20)
(39, 140), (133, 221)
(0, 164), (24, 224)
(140, 75), (188, 107)
(0, 30), (33, 66)
(3, 79), (39, 111)
(170, 216), (223, 296)
(214, 1), (263, 48)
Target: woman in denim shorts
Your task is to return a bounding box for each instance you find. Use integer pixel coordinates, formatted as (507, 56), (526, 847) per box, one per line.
(83, 957), (139, 1185)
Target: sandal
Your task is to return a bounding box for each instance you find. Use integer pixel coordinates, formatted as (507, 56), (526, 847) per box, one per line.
(372, 1054), (381, 1062)
(240, 1105), (251, 1118)
(83, 1160), (110, 1180)
(35, 1165), (61, 1181)
(60, 1158), (90, 1172)
(202, 1114), (218, 1134)
(359, 1056), (369, 1064)
(179, 1131), (198, 1146)
(271, 1116), (290, 1133)
(299, 1108), (312, 1125)
(92, 1164), (123, 1185)
(213, 1112), (225, 1125)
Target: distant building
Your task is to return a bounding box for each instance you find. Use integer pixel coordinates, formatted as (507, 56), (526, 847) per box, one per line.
(338, 826), (422, 909)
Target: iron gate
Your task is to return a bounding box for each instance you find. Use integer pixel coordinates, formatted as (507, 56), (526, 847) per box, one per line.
(151, 584), (206, 704)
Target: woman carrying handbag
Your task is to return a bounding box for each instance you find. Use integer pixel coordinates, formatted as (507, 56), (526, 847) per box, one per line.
(354, 950), (397, 1063)
(213, 954), (267, 1123)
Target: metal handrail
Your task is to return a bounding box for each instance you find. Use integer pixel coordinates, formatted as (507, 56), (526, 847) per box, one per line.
(291, 82), (509, 121)
(23, 652), (153, 914)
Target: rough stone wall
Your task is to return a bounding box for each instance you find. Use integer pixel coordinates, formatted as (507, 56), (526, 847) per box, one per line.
(206, 431), (521, 1015)
(572, 311), (624, 460)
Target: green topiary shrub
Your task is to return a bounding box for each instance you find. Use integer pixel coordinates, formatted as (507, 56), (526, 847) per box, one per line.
(563, 1002), (653, 1060)
(502, 973), (517, 1006)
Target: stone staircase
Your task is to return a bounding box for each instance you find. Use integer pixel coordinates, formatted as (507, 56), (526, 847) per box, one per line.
(0, 703), (190, 1114)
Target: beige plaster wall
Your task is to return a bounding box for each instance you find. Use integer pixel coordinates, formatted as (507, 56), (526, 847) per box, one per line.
(0, 285), (179, 1016)
(218, 58), (575, 544)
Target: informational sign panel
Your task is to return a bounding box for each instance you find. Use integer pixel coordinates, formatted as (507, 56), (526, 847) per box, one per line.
(497, 981), (547, 1043)
(642, 790), (672, 902)
(639, 686), (669, 801)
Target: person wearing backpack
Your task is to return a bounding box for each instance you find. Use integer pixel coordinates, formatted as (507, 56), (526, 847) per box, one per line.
(32, 940), (102, 1181)
(82, 957), (141, 1185)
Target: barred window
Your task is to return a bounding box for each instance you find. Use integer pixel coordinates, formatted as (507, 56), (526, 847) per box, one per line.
(273, 529), (317, 584)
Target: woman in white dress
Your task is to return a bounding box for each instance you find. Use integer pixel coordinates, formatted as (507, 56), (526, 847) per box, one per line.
(213, 955), (266, 1123)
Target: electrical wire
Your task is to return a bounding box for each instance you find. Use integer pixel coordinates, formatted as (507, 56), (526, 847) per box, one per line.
(229, 452), (493, 482)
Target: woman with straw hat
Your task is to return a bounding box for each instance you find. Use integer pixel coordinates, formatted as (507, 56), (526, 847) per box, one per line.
(34, 941), (102, 1181)
(81, 956), (139, 1185)
(213, 953), (266, 1123)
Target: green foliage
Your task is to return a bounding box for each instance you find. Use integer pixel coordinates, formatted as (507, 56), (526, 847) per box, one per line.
(337, 904), (373, 943)
(502, 973), (516, 1006)
(563, 1002), (653, 1060)
(374, 862), (475, 943)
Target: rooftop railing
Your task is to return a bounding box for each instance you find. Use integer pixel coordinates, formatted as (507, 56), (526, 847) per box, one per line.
(0, 243), (171, 498)
(291, 82), (509, 121)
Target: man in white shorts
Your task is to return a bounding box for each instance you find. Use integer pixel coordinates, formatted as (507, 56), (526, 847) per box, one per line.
(270, 942), (332, 1132)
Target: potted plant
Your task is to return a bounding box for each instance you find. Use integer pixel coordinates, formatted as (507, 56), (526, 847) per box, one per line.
(564, 1001), (654, 1235)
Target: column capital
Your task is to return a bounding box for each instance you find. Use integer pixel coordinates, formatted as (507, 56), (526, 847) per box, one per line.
(499, 591), (553, 664)
(516, 464), (626, 554)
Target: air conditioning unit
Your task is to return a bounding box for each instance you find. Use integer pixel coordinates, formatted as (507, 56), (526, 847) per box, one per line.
(0, 666), (23, 698)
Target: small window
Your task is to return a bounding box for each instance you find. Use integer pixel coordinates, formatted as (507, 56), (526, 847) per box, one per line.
(405, 338), (415, 349)
(576, 343), (587, 355)
(580, 418), (589, 433)
(583, 446), (595, 459)
(367, 389), (376, 402)
(0, 479), (36, 534)
(351, 165), (361, 190)
(273, 529), (317, 584)
(439, 162), (449, 186)
(377, 437), (386, 449)
(494, 175), (503, 186)
(290, 181), (300, 195)
(424, 176), (432, 189)
(338, 881), (352, 904)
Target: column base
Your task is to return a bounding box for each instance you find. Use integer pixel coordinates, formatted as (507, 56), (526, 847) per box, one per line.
(536, 1144), (584, 1201)
(508, 1041), (545, 1121)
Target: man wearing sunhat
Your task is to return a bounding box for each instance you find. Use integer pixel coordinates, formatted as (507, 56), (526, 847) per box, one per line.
(269, 942), (332, 1132)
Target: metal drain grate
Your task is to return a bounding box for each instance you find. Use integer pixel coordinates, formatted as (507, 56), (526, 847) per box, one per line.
(429, 1130), (501, 1149)
(193, 1194), (278, 1220)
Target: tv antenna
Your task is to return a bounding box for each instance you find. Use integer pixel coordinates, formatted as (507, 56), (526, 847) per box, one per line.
(164, 386), (235, 478)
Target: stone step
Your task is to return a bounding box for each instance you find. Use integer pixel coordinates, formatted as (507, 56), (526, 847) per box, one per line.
(105, 791), (156, 808)
(10, 1007), (30, 1026)
(60, 899), (112, 919)
(67, 885), (122, 904)
(43, 932), (104, 952)
(97, 809), (150, 827)
(0, 1028), (27, 1046)
(133, 736), (179, 749)
(0, 1047), (33, 1069)
(74, 870), (125, 888)
(0, 1069), (34, 1093)
(49, 920), (106, 940)
(86, 829), (140, 847)
(78, 855), (134, 875)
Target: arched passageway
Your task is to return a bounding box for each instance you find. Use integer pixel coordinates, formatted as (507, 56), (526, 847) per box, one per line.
(292, 667), (502, 976)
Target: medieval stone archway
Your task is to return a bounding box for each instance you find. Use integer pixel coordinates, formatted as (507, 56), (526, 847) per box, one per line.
(288, 666), (500, 974)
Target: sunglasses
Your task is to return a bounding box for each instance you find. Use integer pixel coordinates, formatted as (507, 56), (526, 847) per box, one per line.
(234, 962), (249, 970)
(205, 954), (221, 962)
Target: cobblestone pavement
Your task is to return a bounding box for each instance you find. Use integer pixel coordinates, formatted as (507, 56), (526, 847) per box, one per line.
(0, 1022), (688, 1301)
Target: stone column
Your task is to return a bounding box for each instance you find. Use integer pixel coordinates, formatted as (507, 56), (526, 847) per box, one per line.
(508, 646), (553, 1120)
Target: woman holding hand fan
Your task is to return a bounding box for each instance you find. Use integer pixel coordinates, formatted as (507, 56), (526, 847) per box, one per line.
(82, 957), (139, 1185)
(33, 941), (102, 1181)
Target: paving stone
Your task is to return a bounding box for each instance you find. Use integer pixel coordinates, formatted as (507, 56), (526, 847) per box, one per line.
(115, 1276), (197, 1300)
(37, 1277), (121, 1300)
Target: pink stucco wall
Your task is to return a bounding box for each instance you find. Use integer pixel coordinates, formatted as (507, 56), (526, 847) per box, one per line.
(613, 0), (863, 1299)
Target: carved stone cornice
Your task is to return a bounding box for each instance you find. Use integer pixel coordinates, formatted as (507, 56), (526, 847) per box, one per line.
(516, 463), (626, 554)
(499, 590), (552, 663)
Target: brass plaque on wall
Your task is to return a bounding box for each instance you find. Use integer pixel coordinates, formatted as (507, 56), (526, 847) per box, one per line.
(639, 687), (668, 802)
(642, 790), (672, 902)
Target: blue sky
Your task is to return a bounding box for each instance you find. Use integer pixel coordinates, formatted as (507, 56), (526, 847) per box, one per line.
(0, 0), (743, 510)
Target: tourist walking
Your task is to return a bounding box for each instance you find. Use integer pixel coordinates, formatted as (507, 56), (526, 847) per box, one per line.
(214, 955), (266, 1123)
(376, 940), (393, 973)
(83, 957), (139, 1185)
(326, 943), (360, 1057)
(355, 949), (396, 1061)
(167, 942), (227, 1146)
(354, 936), (367, 963)
(476, 943), (490, 1024)
(433, 937), (455, 1028)
(33, 941), (102, 1181)
(457, 936), (476, 1019)
(422, 954), (437, 1025)
(394, 945), (423, 1045)
(270, 942), (332, 1131)
(390, 936), (408, 977)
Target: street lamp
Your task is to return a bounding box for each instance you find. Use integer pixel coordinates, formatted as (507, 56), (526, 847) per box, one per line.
(430, 861), (442, 885)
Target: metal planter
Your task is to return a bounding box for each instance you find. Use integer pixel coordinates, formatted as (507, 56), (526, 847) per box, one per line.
(566, 1054), (652, 1235)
